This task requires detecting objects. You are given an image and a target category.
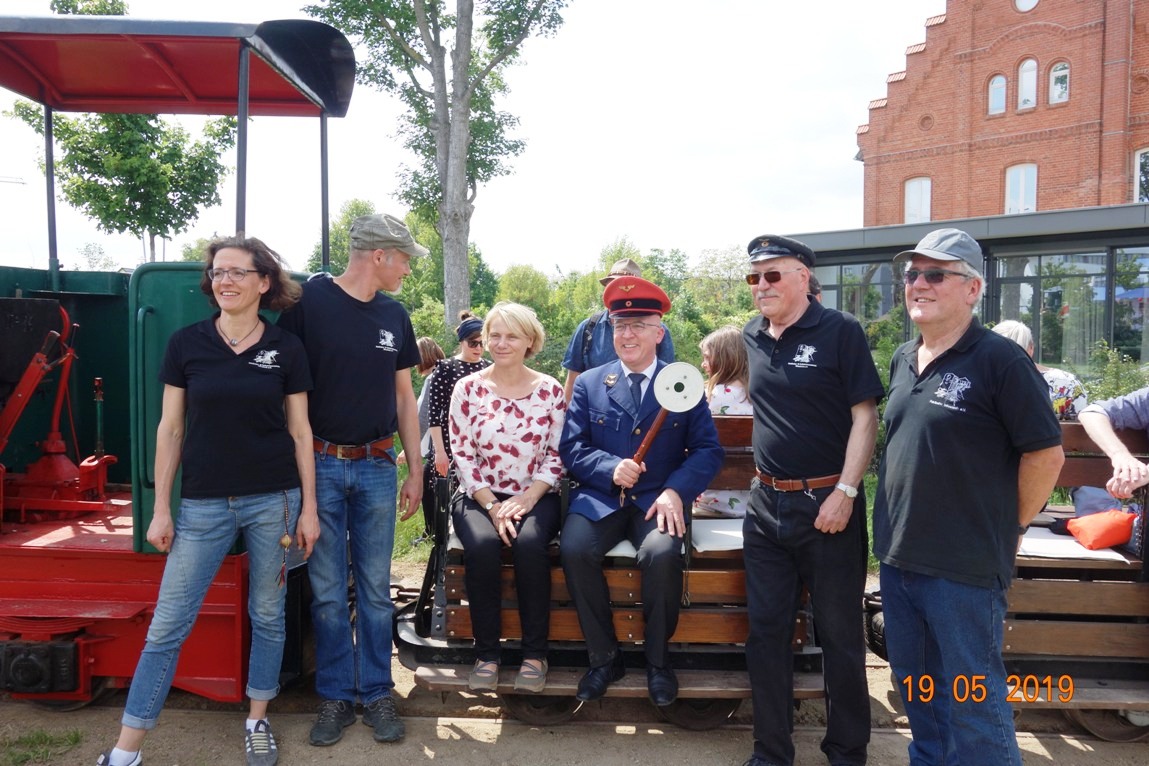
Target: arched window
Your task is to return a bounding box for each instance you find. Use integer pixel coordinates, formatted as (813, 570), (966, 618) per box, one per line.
(1005, 163), (1038, 214)
(1018, 58), (1038, 109)
(988, 75), (1006, 115)
(904, 177), (932, 224)
(1049, 62), (1069, 104)
(1134, 149), (1149, 202)
(1015, 0), (1039, 11)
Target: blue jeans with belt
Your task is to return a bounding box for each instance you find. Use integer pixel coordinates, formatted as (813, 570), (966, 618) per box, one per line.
(880, 563), (1021, 766)
(122, 488), (301, 729)
(308, 451), (398, 705)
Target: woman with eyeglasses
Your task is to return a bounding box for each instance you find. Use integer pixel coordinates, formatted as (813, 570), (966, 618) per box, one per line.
(96, 237), (318, 766)
(447, 302), (565, 693)
(427, 310), (490, 480)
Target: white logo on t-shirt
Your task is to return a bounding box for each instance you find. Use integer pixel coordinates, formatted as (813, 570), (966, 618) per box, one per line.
(250, 349), (280, 369)
(377, 329), (396, 350)
(788, 344), (818, 368)
(934, 372), (971, 409)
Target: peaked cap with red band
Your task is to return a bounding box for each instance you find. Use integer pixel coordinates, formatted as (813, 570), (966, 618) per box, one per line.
(603, 275), (672, 317)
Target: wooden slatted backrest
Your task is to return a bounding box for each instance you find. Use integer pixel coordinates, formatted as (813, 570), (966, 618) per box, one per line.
(1058, 421), (1149, 487)
(709, 415), (755, 491)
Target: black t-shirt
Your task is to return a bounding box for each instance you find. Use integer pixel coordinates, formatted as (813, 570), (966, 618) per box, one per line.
(159, 317), (312, 499)
(276, 274), (420, 444)
(743, 298), (885, 478)
(873, 320), (1063, 589)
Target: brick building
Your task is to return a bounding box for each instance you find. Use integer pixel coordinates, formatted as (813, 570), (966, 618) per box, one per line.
(857, 0), (1149, 227)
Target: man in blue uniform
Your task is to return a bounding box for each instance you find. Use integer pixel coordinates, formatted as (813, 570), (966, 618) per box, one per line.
(559, 276), (723, 706)
(741, 234), (883, 766)
(875, 228), (1063, 766)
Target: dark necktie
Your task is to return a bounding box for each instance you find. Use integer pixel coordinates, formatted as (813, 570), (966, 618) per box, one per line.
(628, 372), (645, 409)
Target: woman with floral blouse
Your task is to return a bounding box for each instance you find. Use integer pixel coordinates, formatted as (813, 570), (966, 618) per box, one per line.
(448, 302), (565, 694)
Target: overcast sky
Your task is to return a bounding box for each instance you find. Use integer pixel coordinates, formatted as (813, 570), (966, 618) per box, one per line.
(0, 0), (948, 274)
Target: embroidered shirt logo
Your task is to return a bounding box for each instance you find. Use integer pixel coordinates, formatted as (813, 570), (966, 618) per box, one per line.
(377, 329), (396, 350)
(250, 349), (280, 369)
(793, 344), (816, 364)
(934, 372), (971, 408)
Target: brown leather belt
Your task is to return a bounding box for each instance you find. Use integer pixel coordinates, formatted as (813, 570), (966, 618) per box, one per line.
(314, 436), (395, 462)
(755, 469), (840, 492)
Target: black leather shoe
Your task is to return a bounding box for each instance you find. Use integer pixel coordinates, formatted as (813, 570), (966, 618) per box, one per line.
(647, 665), (678, 707)
(576, 654), (626, 701)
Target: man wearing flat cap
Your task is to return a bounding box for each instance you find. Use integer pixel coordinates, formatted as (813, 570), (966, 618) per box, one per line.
(278, 213), (427, 748)
(559, 276), (722, 706)
(561, 257), (675, 402)
(874, 228), (1063, 766)
(740, 234), (883, 766)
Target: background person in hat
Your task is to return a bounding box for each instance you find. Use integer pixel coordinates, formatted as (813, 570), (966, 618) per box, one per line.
(561, 257), (675, 402)
(874, 228), (1063, 766)
(559, 276), (722, 707)
(740, 234), (883, 766)
(277, 213), (425, 749)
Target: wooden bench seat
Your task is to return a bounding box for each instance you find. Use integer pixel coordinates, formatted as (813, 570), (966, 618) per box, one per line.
(1004, 421), (1149, 711)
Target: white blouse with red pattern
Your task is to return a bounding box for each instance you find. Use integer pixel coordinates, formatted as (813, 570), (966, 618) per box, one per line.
(448, 370), (566, 497)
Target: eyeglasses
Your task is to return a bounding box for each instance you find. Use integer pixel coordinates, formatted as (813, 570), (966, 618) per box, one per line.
(902, 268), (971, 285)
(207, 267), (260, 281)
(610, 318), (659, 334)
(745, 267), (805, 286)
(465, 338), (484, 349)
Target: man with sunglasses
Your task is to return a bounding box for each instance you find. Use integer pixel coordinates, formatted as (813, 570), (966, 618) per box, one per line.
(874, 228), (1063, 766)
(740, 234), (883, 766)
(559, 275), (722, 707)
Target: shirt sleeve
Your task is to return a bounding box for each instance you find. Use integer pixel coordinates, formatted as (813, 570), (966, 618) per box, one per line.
(448, 375), (487, 496)
(533, 379), (567, 487)
(1091, 387), (1149, 433)
(656, 323), (675, 363)
(562, 318), (590, 372)
(158, 330), (187, 388)
(428, 360), (452, 429)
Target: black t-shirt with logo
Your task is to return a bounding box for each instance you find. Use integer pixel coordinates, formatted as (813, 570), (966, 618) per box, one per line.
(743, 298), (885, 479)
(159, 317), (312, 499)
(874, 320), (1063, 589)
(276, 274), (419, 445)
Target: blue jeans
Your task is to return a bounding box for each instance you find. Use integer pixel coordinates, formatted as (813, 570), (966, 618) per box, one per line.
(880, 564), (1021, 766)
(123, 488), (301, 729)
(309, 451), (398, 704)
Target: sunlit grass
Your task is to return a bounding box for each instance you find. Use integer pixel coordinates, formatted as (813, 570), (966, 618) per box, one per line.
(0, 729), (82, 765)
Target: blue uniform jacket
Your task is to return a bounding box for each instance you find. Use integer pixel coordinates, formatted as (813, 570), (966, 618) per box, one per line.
(560, 360), (724, 521)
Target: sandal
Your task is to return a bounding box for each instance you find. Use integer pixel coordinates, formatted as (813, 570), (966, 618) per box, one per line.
(513, 658), (548, 693)
(468, 659), (500, 691)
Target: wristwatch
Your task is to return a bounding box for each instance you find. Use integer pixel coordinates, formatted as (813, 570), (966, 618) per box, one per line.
(835, 482), (858, 499)
(483, 499), (497, 511)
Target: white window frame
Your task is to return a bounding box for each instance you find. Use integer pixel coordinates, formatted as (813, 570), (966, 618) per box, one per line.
(988, 75), (1006, 115)
(904, 177), (932, 224)
(1135, 149), (1149, 203)
(1018, 58), (1038, 109)
(1049, 62), (1069, 104)
(1005, 163), (1038, 214)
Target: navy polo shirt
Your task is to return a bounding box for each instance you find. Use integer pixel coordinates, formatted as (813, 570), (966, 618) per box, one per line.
(277, 275), (420, 444)
(743, 298), (884, 478)
(159, 317), (312, 499)
(874, 319), (1063, 589)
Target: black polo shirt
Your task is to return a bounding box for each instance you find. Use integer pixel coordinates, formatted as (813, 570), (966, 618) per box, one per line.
(873, 319), (1062, 589)
(743, 298), (884, 478)
(277, 275), (420, 444)
(160, 317), (312, 499)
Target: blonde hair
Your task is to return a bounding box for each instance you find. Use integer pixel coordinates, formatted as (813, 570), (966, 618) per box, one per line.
(700, 325), (749, 399)
(992, 320), (1034, 355)
(483, 301), (546, 359)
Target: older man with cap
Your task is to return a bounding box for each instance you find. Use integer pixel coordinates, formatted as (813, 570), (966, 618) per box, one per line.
(874, 228), (1063, 766)
(559, 275), (723, 706)
(740, 234), (883, 766)
(561, 258), (675, 402)
(277, 213), (426, 748)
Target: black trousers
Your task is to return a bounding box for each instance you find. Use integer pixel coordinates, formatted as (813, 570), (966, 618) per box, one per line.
(451, 492), (561, 661)
(743, 482), (870, 766)
(560, 507), (683, 668)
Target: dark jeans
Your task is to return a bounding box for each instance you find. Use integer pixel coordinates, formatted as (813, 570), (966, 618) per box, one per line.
(451, 492), (562, 661)
(560, 507), (683, 668)
(744, 482), (870, 766)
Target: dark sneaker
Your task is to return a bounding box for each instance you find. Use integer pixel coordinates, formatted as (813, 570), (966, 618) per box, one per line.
(309, 699), (356, 746)
(96, 752), (142, 766)
(244, 720), (278, 766)
(362, 695), (405, 743)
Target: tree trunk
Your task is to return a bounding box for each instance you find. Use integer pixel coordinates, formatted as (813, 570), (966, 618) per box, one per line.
(438, 0), (475, 324)
(147, 231), (157, 263)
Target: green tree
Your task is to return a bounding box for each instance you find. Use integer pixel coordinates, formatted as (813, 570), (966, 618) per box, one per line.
(303, 0), (568, 324)
(306, 198), (378, 274)
(496, 264), (550, 313)
(73, 242), (118, 271)
(180, 237), (213, 263)
(9, 0), (236, 263)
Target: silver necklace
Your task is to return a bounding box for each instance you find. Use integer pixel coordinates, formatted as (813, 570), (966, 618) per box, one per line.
(217, 318), (260, 347)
